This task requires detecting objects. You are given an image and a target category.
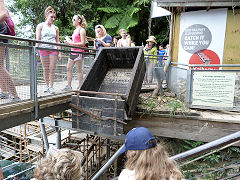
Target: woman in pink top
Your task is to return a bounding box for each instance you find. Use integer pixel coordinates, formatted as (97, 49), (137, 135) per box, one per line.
(63, 14), (87, 91)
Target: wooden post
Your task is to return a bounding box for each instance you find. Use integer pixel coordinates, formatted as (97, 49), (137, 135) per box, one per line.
(164, 9), (175, 75)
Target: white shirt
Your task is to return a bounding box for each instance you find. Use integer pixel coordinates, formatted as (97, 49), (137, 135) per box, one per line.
(118, 168), (177, 180)
(39, 22), (57, 49)
(118, 38), (131, 47)
(118, 169), (136, 180)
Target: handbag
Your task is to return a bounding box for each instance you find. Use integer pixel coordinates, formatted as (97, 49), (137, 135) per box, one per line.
(4, 10), (15, 36)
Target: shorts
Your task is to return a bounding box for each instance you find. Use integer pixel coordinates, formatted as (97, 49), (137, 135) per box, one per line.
(69, 53), (82, 61)
(38, 50), (58, 57)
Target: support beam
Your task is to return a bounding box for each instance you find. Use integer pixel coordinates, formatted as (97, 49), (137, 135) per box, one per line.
(125, 112), (240, 144)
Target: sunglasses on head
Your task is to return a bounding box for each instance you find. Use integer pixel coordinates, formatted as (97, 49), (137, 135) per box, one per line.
(47, 10), (56, 14)
(77, 15), (82, 20)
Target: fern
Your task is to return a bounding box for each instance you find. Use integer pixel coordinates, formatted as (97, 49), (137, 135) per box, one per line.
(125, 5), (141, 17)
(97, 7), (121, 13)
(104, 14), (123, 29)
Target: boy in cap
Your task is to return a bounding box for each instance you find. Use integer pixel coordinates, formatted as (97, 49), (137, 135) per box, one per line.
(119, 127), (182, 180)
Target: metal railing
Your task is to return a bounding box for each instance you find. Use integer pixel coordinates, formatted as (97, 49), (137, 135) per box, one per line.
(91, 131), (240, 180)
(0, 34), (96, 117)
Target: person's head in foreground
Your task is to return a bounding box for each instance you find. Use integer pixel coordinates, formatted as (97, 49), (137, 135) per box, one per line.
(34, 148), (82, 180)
(119, 127), (183, 180)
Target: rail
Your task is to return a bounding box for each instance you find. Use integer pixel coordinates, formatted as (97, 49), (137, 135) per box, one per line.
(0, 34), (96, 121)
(91, 131), (240, 180)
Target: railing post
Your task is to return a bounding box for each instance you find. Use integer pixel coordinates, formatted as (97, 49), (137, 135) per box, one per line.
(29, 42), (38, 119)
(39, 118), (49, 152)
(56, 127), (61, 149)
(5, 46), (10, 72)
(186, 68), (192, 106)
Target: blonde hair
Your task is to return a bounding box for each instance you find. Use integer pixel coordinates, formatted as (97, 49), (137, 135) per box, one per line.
(34, 148), (82, 180)
(125, 144), (183, 180)
(44, 6), (56, 18)
(95, 24), (107, 38)
(76, 14), (87, 28)
(119, 29), (127, 34)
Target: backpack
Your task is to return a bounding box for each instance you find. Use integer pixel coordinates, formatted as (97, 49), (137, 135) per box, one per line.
(5, 10), (15, 36)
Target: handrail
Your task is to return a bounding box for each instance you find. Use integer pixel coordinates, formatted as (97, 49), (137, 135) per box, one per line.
(170, 61), (240, 67)
(90, 131), (240, 180)
(170, 131), (240, 162)
(0, 34), (97, 51)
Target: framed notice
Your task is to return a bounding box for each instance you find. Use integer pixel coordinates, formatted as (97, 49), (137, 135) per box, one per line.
(192, 72), (235, 108)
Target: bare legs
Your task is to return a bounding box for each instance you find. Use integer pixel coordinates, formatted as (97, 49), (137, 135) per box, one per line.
(0, 46), (19, 98)
(66, 59), (83, 88)
(40, 55), (57, 88)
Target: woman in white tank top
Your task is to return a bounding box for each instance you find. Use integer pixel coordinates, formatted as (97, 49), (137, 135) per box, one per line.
(36, 6), (61, 94)
(117, 29), (131, 47)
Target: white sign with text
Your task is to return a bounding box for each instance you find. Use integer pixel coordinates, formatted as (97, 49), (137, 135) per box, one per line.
(192, 72), (235, 108)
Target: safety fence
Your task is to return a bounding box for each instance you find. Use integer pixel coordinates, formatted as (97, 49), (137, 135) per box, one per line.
(0, 34), (96, 106)
(3, 130), (239, 180)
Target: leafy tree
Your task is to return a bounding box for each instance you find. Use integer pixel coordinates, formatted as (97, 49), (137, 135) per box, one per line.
(97, 0), (145, 34)
(8, 0), (169, 46)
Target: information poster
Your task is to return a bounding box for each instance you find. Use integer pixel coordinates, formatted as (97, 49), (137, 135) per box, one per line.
(178, 9), (228, 69)
(192, 72), (235, 108)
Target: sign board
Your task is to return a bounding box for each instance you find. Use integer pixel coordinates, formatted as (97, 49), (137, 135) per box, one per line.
(178, 9), (228, 69)
(192, 72), (236, 108)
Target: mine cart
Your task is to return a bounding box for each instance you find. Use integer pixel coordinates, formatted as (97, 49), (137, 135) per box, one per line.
(71, 47), (145, 137)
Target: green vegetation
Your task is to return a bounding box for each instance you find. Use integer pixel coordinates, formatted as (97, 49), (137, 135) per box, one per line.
(137, 91), (187, 117)
(158, 137), (240, 179)
(137, 91), (240, 179)
(8, 0), (169, 45)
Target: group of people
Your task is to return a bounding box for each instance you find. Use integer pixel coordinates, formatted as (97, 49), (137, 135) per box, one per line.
(1, 2), (168, 100)
(143, 35), (169, 83)
(36, 6), (134, 94)
(30, 127), (182, 180)
(0, 3), (134, 99)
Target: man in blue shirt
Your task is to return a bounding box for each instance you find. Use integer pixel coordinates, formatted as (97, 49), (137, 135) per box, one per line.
(157, 44), (166, 67)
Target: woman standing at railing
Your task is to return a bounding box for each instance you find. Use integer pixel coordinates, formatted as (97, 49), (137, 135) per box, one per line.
(117, 29), (132, 47)
(0, 0), (20, 102)
(144, 36), (158, 83)
(93, 25), (112, 52)
(62, 14), (87, 91)
(36, 6), (61, 94)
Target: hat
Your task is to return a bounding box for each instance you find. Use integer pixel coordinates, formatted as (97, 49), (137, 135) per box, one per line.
(120, 127), (157, 154)
(146, 36), (156, 44)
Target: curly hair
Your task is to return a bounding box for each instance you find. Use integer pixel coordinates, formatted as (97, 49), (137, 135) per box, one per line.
(125, 144), (183, 180)
(34, 148), (82, 180)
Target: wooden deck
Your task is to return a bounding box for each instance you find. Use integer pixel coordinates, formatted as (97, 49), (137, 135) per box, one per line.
(125, 109), (240, 144)
(1, 79), (240, 143)
(0, 82), (73, 131)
